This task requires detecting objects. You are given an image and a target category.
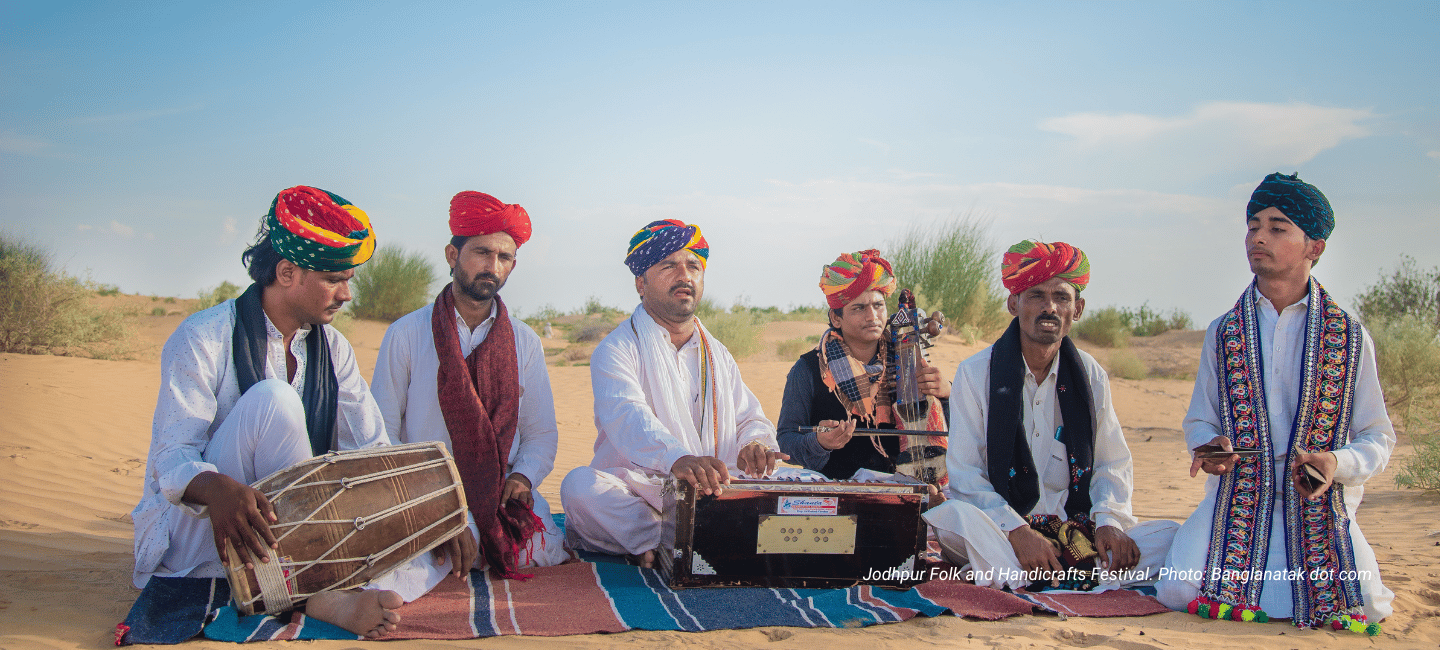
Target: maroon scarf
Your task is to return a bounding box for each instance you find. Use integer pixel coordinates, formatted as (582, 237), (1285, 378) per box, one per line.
(432, 285), (541, 579)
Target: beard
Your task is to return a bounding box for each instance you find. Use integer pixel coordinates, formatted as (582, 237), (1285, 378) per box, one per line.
(457, 271), (505, 302)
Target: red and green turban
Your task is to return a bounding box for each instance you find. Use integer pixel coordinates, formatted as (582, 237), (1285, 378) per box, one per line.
(266, 186), (377, 272)
(1001, 240), (1089, 295)
(819, 249), (897, 309)
(625, 219), (708, 276)
(449, 191), (532, 246)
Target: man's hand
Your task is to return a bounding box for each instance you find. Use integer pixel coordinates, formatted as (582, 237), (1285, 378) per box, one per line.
(815, 420), (856, 450)
(1292, 451), (1338, 500)
(501, 472), (534, 508)
(671, 455), (730, 496)
(184, 471), (278, 569)
(1008, 525), (1063, 587)
(1190, 435), (1240, 477)
(1093, 525), (1139, 572)
(916, 357), (950, 400)
(737, 443), (789, 478)
(433, 528), (478, 578)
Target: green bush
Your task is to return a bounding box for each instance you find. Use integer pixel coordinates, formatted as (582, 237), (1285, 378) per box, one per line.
(1396, 433), (1440, 491)
(1119, 302), (1193, 336)
(697, 298), (762, 359)
(194, 280), (242, 312)
(1073, 306), (1131, 348)
(349, 244), (437, 322)
(1104, 348), (1149, 380)
(1356, 255), (1440, 328)
(0, 233), (131, 357)
(1369, 313), (1440, 435)
(568, 321), (616, 343)
(150, 307), (167, 316)
(885, 215), (1009, 334)
(95, 283), (121, 297)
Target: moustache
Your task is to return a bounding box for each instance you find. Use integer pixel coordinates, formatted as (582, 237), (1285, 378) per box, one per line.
(670, 283), (695, 294)
(472, 272), (501, 285)
(1035, 314), (1061, 325)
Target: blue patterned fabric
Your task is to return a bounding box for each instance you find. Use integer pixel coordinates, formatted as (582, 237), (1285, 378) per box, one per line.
(1246, 172), (1335, 240)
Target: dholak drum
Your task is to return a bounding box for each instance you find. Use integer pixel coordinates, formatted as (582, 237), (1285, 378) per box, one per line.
(222, 441), (468, 616)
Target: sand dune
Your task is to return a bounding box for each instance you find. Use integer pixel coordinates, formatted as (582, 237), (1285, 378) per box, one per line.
(1, 317), (1436, 649)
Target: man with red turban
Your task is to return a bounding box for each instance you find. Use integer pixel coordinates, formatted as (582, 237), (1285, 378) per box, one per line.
(371, 191), (568, 594)
(777, 249), (952, 482)
(923, 239), (1177, 593)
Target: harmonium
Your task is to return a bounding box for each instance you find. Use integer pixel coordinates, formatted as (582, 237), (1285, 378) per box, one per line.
(658, 478), (930, 589)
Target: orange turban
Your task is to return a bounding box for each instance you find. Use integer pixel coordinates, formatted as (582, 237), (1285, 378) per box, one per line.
(819, 249), (897, 309)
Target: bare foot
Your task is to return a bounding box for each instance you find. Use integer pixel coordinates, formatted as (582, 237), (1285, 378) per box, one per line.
(628, 549), (656, 569)
(305, 589), (403, 639)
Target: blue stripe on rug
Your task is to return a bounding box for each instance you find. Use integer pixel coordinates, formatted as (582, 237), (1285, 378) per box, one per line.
(470, 569), (499, 636)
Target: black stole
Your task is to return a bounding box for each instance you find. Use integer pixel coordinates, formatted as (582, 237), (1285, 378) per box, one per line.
(986, 318), (1095, 519)
(232, 282), (338, 456)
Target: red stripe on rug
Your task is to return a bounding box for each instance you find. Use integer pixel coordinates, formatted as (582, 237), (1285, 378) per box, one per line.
(390, 573), (479, 640)
(499, 562), (628, 636)
(914, 581), (1035, 620)
(857, 585), (916, 618)
(1020, 589), (1171, 618)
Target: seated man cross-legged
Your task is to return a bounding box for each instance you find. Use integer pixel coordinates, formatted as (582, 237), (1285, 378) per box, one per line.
(923, 240), (1177, 592)
(560, 219), (793, 568)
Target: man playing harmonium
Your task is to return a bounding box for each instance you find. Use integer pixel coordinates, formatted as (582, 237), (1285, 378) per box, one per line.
(131, 186), (412, 638)
(560, 219), (791, 568)
(371, 191), (570, 591)
(922, 240), (1177, 592)
(1154, 174), (1393, 633)
(777, 249), (950, 482)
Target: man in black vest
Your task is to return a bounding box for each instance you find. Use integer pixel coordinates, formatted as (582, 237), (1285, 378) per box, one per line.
(922, 240), (1176, 591)
(777, 249), (950, 481)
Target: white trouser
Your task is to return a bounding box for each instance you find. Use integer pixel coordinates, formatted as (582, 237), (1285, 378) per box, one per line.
(923, 499), (1178, 591)
(559, 466), (666, 556)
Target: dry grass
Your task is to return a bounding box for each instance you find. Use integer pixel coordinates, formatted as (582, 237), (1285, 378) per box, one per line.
(0, 234), (134, 359)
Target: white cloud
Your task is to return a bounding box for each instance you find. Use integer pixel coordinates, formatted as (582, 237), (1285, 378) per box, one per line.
(1428, 150), (1440, 159)
(1039, 101), (1373, 168)
(0, 131), (51, 155)
(222, 216), (238, 243)
(109, 221), (135, 238)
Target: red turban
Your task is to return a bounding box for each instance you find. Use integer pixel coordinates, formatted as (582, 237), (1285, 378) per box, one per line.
(1000, 240), (1090, 295)
(449, 191), (532, 246)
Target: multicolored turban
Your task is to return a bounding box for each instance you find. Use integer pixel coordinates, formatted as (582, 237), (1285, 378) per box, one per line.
(625, 219), (709, 276)
(1246, 172), (1334, 240)
(1000, 240), (1090, 295)
(266, 186), (376, 272)
(449, 191), (532, 246)
(819, 249), (897, 309)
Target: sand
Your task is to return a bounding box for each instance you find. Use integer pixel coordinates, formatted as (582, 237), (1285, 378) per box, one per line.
(2, 314), (1437, 649)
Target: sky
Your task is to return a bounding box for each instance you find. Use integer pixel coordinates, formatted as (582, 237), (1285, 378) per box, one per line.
(3, 1), (1438, 323)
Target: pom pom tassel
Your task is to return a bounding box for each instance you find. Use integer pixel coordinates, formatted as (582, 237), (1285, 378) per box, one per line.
(1187, 597), (1268, 623)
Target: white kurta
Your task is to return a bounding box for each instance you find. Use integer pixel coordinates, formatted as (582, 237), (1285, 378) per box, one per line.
(368, 300), (569, 597)
(560, 304), (779, 556)
(1155, 289), (1395, 621)
(923, 342), (1176, 590)
(131, 300), (387, 588)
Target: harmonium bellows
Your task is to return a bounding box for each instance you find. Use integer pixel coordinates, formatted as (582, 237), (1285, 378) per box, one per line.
(659, 478), (929, 589)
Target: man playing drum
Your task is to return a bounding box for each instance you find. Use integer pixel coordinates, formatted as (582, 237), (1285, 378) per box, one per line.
(922, 240), (1177, 592)
(560, 220), (792, 568)
(777, 249), (951, 481)
(131, 186), (409, 638)
(371, 191), (569, 588)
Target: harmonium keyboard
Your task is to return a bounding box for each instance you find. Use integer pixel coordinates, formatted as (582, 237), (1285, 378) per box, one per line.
(658, 477), (930, 589)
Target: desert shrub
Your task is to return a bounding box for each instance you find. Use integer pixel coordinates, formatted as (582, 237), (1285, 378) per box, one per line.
(95, 283), (121, 297)
(885, 215), (1008, 333)
(327, 310), (354, 337)
(164, 296), (176, 304)
(1356, 255), (1440, 328)
(696, 298), (762, 359)
(0, 233), (131, 357)
(955, 323), (983, 345)
(562, 346), (592, 362)
(1396, 434), (1440, 491)
(349, 244), (437, 322)
(150, 307), (166, 316)
(1119, 302), (1194, 337)
(1073, 306), (1130, 348)
(785, 304), (831, 322)
(776, 336), (817, 360)
(1104, 348), (1149, 380)
(194, 280), (242, 312)
(1368, 314), (1440, 435)
(569, 321), (616, 343)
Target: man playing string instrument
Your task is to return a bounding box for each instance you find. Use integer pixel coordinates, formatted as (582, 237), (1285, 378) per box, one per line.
(1155, 174), (1394, 633)
(560, 220), (795, 568)
(370, 191), (569, 592)
(131, 186), (412, 638)
(923, 240), (1177, 591)
(777, 249), (950, 482)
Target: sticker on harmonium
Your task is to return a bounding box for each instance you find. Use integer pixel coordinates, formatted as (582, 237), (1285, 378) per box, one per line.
(776, 496), (838, 516)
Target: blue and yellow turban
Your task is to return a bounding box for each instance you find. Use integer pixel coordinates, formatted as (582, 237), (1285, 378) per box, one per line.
(625, 219), (709, 276)
(1246, 172), (1334, 240)
(267, 186), (377, 271)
